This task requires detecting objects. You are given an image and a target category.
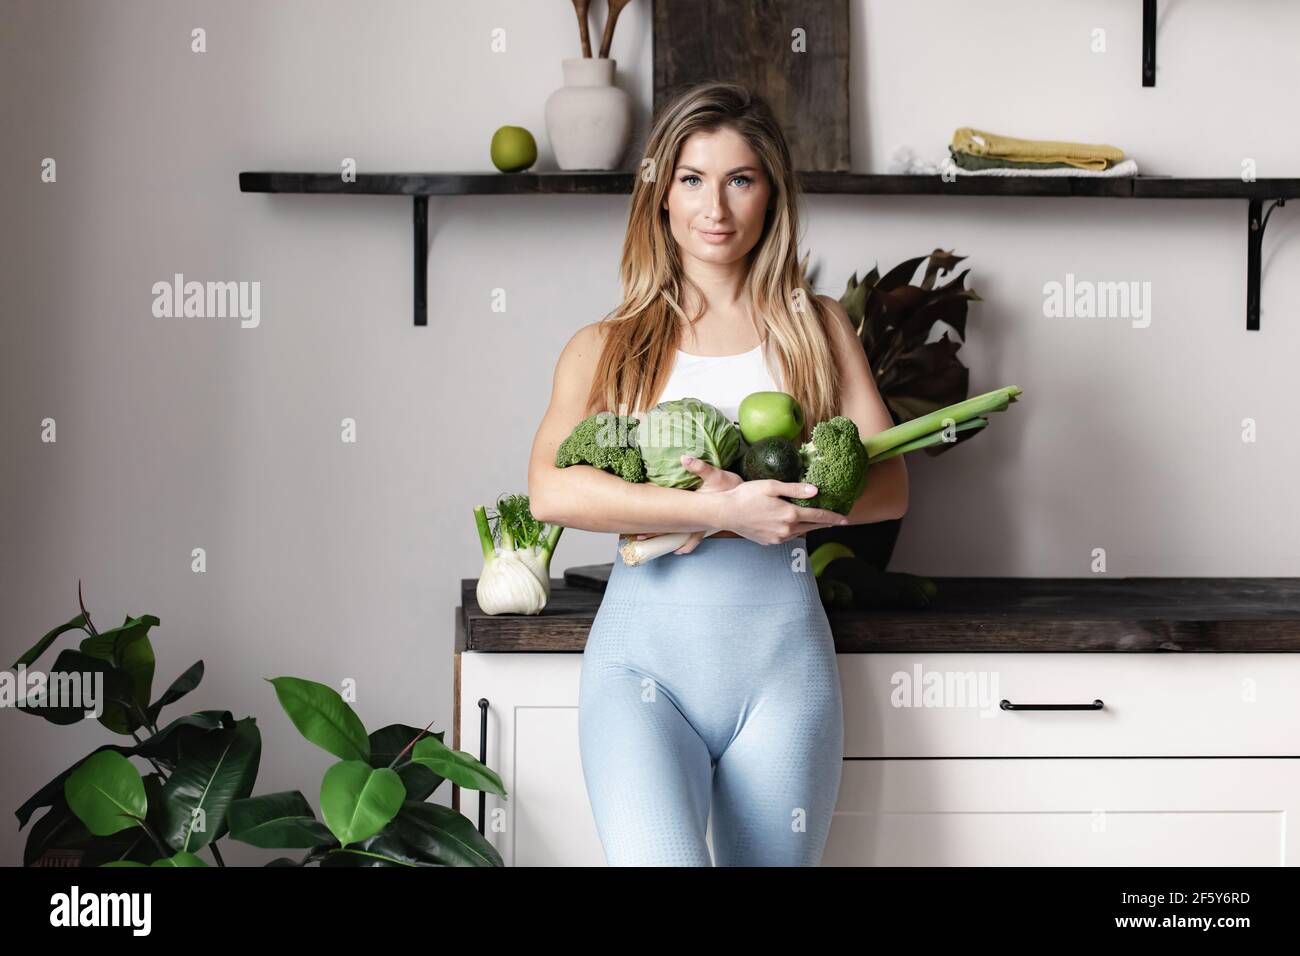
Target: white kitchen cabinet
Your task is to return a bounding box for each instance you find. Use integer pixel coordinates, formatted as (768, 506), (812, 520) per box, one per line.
(826, 758), (1300, 866)
(453, 652), (1300, 866)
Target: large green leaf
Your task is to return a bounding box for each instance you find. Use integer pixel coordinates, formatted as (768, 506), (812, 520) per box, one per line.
(320, 800), (501, 867)
(318, 825), (430, 867)
(64, 751), (147, 836)
(267, 676), (369, 762)
(12, 613), (87, 668)
(390, 800), (503, 867)
(157, 717), (261, 852)
(368, 724), (446, 801)
(228, 791), (334, 849)
(411, 736), (507, 797)
(77, 613), (159, 663)
(133, 711), (234, 765)
(24, 795), (158, 867)
(320, 761), (405, 847)
(79, 614), (159, 734)
(146, 660), (204, 725)
(15, 711), (233, 831)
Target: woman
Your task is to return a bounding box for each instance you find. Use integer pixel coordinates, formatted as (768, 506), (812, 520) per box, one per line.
(527, 82), (908, 866)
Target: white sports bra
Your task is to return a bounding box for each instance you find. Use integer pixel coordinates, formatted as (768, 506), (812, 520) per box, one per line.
(647, 341), (785, 422)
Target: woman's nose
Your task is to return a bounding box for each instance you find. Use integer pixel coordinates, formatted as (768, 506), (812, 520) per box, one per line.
(707, 190), (726, 219)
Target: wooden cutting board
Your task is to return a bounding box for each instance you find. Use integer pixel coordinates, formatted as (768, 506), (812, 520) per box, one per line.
(564, 562), (614, 592)
(652, 0), (850, 172)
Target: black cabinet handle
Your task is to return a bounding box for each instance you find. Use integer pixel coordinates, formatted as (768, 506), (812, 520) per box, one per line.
(477, 697), (489, 835)
(1000, 698), (1104, 711)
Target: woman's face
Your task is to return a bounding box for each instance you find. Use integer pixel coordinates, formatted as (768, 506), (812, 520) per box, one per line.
(662, 127), (773, 267)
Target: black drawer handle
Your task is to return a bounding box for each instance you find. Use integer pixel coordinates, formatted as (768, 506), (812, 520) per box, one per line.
(1000, 698), (1104, 711)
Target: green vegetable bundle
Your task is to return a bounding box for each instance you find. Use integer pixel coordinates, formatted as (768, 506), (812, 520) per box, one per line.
(554, 398), (741, 491)
(774, 385), (1023, 516)
(554, 385), (1023, 564)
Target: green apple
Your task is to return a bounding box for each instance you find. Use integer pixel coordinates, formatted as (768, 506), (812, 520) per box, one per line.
(490, 126), (537, 173)
(738, 391), (805, 443)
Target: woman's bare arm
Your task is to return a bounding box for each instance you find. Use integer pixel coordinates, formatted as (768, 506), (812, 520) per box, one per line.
(527, 322), (722, 534)
(816, 294), (910, 524)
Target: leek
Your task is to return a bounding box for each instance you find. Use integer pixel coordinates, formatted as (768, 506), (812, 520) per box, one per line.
(862, 385), (1022, 461)
(867, 417), (988, 465)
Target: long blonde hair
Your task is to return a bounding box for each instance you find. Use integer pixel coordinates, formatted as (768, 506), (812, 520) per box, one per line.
(584, 81), (840, 443)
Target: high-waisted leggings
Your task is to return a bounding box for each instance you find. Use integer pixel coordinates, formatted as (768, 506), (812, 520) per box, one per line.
(578, 534), (844, 866)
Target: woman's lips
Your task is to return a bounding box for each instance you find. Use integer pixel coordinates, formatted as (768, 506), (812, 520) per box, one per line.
(698, 229), (735, 244)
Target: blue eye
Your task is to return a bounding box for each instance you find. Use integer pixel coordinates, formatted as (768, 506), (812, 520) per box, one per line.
(677, 174), (754, 187)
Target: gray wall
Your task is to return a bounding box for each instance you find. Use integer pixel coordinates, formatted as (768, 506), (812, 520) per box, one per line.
(2, 0), (1298, 865)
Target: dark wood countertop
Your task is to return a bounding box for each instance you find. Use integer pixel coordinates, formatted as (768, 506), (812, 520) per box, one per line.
(456, 572), (1300, 653)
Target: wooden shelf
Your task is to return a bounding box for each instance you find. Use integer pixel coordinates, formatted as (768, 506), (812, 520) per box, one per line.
(240, 170), (1300, 199)
(239, 170), (1297, 329)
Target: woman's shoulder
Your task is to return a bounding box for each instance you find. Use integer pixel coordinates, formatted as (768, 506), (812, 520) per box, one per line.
(813, 293), (856, 344)
(814, 292), (851, 326)
(559, 319), (611, 363)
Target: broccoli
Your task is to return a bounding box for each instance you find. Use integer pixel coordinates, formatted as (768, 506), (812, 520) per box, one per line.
(555, 412), (647, 483)
(789, 416), (870, 515)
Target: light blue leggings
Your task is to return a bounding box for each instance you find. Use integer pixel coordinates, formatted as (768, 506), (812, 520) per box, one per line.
(578, 534), (844, 866)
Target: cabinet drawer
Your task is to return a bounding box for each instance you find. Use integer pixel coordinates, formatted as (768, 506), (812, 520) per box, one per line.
(838, 653), (1300, 758)
(825, 757), (1300, 865)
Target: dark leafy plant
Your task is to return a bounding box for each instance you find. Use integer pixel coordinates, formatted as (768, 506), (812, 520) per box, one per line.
(13, 584), (505, 868)
(13, 583), (256, 866)
(836, 248), (982, 453)
(800, 249), (984, 571)
(803, 248), (982, 452)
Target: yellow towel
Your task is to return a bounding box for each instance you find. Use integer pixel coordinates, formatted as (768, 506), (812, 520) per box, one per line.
(952, 127), (1125, 171)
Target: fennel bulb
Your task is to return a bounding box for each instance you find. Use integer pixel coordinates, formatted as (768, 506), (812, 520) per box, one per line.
(474, 495), (564, 615)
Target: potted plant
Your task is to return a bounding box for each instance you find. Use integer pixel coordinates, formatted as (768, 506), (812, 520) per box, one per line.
(803, 248), (983, 570)
(13, 585), (505, 867)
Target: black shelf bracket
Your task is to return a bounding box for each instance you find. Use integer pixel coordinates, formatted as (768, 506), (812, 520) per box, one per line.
(1142, 0), (1157, 86)
(1247, 198), (1286, 332)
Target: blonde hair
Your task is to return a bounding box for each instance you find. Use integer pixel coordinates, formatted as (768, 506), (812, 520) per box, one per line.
(583, 81), (840, 443)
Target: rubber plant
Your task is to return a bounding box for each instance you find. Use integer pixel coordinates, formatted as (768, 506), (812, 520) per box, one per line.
(228, 676), (505, 867)
(12, 583), (259, 867)
(802, 248), (983, 571)
(12, 584), (505, 867)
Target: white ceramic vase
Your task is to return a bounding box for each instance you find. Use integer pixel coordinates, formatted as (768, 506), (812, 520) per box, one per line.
(544, 58), (632, 171)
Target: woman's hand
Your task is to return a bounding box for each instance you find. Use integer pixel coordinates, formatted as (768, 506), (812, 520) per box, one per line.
(714, 477), (849, 546)
(624, 455), (742, 555)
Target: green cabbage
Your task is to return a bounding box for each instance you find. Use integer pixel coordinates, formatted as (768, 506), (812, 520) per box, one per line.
(634, 397), (742, 490)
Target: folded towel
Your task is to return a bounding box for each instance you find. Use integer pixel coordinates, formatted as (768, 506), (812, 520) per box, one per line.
(887, 145), (1139, 178)
(949, 147), (1079, 171)
(943, 156), (1139, 177)
(952, 127), (1125, 171)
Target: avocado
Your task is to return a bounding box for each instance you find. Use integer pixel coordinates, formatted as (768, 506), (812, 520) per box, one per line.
(741, 436), (803, 482)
